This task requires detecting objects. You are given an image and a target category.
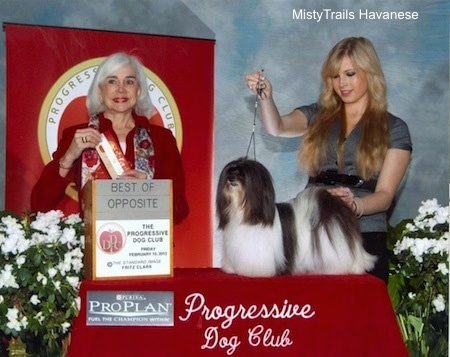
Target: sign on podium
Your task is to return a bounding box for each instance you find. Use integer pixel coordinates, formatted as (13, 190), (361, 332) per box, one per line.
(83, 179), (173, 280)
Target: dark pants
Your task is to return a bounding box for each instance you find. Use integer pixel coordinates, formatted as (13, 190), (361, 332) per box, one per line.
(362, 232), (389, 284)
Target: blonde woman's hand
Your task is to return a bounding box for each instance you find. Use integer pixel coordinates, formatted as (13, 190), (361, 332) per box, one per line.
(327, 186), (354, 207)
(245, 70), (272, 100)
(328, 186), (364, 217)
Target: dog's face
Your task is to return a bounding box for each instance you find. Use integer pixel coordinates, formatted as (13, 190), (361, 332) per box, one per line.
(219, 161), (246, 211)
(216, 158), (276, 228)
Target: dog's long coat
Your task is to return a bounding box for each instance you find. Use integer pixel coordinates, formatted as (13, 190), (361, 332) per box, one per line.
(216, 158), (376, 277)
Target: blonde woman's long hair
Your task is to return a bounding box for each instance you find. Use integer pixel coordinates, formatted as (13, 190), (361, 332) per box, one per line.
(299, 37), (389, 180)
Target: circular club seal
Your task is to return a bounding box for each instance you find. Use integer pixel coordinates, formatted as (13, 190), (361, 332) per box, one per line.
(96, 222), (127, 254)
(37, 57), (182, 165)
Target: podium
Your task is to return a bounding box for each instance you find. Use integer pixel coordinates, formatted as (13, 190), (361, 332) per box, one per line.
(83, 179), (173, 280)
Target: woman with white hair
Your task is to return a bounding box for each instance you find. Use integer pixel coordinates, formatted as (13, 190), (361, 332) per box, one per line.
(32, 52), (189, 223)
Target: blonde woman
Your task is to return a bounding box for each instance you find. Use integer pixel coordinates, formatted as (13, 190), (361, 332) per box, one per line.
(245, 37), (412, 283)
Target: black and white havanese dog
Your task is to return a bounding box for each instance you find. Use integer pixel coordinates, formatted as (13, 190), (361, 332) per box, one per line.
(216, 158), (376, 277)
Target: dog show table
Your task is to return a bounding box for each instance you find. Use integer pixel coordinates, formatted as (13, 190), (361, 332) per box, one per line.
(68, 268), (408, 356)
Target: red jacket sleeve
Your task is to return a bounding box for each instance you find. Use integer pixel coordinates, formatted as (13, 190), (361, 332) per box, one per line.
(30, 125), (84, 213)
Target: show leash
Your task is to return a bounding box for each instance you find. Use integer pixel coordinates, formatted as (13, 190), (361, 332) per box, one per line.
(245, 69), (265, 160)
(245, 92), (258, 160)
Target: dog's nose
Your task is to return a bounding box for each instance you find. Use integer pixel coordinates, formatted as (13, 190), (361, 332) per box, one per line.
(227, 176), (238, 186)
(227, 170), (240, 186)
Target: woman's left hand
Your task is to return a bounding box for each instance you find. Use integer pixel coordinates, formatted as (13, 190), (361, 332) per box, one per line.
(117, 169), (148, 180)
(327, 186), (354, 207)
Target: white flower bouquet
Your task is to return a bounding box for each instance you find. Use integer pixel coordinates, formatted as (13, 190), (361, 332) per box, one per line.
(0, 210), (84, 356)
(388, 199), (449, 357)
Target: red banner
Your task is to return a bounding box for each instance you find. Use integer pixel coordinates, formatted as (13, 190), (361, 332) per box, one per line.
(5, 24), (214, 267)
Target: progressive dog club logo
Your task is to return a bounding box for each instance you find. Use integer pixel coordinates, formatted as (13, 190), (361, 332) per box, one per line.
(37, 57), (183, 166)
(96, 222), (127, 254)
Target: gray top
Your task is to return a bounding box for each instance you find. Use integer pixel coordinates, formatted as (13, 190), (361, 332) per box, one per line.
(297, 103), (412, 232)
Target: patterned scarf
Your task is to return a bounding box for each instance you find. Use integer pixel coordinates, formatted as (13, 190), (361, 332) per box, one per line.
(81, 114), (155, 190)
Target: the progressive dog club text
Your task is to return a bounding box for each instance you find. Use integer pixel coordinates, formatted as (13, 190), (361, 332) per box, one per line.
(179, 293), (316, 355)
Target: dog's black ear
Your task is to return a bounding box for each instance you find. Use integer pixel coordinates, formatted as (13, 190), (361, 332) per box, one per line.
(242, 161), (276, 226)
(216, 197), (229, 230)
(216, 162), (232, 229)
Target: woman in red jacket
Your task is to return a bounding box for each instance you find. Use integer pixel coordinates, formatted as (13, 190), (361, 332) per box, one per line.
(31, 52), (189, 223)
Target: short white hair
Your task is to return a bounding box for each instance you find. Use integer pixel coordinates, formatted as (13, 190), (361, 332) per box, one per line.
(86, 52), (154, 118)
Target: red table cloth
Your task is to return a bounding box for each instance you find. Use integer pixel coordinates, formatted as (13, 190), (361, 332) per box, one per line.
(68, 268), (408, 356)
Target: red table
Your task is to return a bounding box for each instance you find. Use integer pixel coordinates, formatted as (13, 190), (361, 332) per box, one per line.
(68, 268), (408, 356)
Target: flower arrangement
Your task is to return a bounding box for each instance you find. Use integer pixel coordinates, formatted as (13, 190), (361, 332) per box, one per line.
(0, 210), (84, 356)
(388, 198), (449, 357)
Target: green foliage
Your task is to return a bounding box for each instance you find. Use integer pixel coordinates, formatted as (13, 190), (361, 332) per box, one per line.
(388, 199), (448, 357)
(0, 210), (84, 356)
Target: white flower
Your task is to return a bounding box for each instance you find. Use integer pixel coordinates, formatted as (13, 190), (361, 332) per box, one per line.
(432, 294), (446, 312)
(64, 214), (82, 225)
(437, 263), (449, 276)
(6, 308), (22, 332)
(6, 308), (18, 321)
(390, 199), (448, 355)
(60, 227), (77, 245)
(432, 238), (449, 255)
(57, 262), (70, 275)
(412, 199), (449, 232)
(61, 321), (71, 333)
(71, 247), (84, 259)
(31, 210), (64, 231)
(34, 311), (45, 324)
(48, 267), (58, 278)
(410, 238), (434, 263)
(0, 264), (19, 289)
(394, 236), (414, 255)
(20, 316), (28, 329)
(16, 255), (26, 267)
(30, 295), (41, 305)
(66, 276), (80, 290)
(0, 210), (84, 351)
(37, 272), (48, 286)
(435, 206), (449, 224)
(53, 280), (61, 292)
(418, 198), (439, 216)
(0, 219), (28, 255)
(72, 259), (84, 274)
(74, 296), (81, 311)
(67, 248), (84, 273)
(405, 222), (417, 232)
(30, 210), (65, 244)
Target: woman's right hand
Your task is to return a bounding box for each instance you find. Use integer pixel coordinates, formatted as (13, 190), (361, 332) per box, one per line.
(245, 70), (272, 100)
(59, 127), (102, 169)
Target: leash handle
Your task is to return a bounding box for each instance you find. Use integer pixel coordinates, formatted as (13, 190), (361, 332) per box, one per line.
(245, 69), (264, 160)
